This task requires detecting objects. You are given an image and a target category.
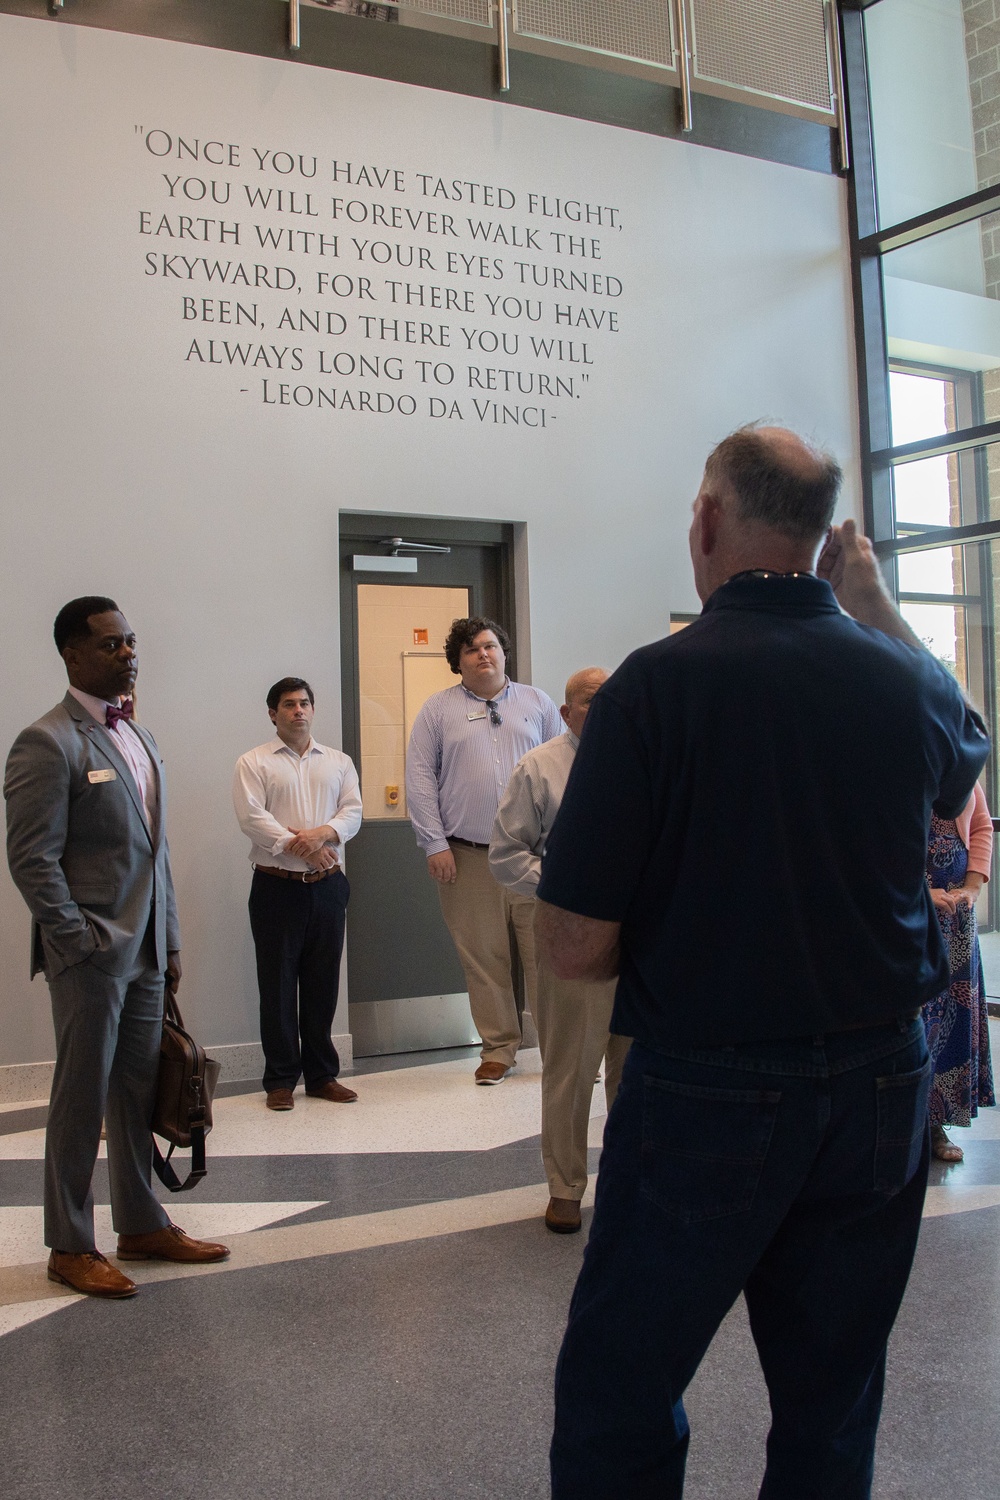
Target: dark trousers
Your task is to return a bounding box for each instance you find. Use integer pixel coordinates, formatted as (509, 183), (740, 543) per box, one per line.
(550, 1020), (932, 1500)
(45, 926), (169, 1252)
(248, 869), (350, 1092)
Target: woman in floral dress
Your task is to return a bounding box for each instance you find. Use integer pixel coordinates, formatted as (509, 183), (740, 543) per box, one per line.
(923, 781), (996, 1162)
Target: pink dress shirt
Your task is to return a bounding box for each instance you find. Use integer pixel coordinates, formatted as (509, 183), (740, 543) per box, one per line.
(67, 686), (157, 828)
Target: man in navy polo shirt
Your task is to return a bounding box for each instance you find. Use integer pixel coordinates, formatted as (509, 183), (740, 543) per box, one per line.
(537, 425), (989, 1499)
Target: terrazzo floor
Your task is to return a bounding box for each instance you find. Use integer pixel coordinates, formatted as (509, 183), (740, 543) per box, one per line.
(1, 1031), (999, 1498)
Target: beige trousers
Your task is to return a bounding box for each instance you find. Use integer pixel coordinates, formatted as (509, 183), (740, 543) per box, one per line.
(534, 960), (631, 1201)
(437, 843), (538, 1066)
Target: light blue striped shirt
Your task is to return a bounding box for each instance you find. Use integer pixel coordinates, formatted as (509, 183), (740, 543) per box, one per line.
(406, 679), (563, 855)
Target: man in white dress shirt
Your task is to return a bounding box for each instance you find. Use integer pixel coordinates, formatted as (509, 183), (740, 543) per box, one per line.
(233, 677), (363, 1111)
(490, 668), (630, 1232)
(406, 618), (563, 1084)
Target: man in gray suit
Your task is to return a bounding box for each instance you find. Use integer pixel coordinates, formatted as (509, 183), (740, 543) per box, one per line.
(5, 596), (229, 1298)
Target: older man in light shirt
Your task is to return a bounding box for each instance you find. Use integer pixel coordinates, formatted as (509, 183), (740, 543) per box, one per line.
(490, 667), (630, 1233)
(233, 676), (362, 1111)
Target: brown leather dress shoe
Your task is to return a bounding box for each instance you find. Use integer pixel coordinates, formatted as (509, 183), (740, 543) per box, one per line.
(545, 1197), (583, 1234)
(305, 1079), (358, 1102)
(47, 1250), (138, 1298)
(117, 1223), (230, 1263)
(474, 1060), (514, 1085)
(266, 1088), (295, 1111)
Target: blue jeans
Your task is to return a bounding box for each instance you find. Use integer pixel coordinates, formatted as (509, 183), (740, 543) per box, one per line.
(550, 1020), (931, 1499)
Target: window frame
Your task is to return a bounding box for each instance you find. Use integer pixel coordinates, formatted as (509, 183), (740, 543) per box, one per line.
(841, 0), (1000, 920)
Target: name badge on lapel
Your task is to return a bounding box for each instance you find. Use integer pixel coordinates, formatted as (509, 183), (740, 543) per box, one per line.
(88, 769), (117, 784)
(467, 710), (487, 721)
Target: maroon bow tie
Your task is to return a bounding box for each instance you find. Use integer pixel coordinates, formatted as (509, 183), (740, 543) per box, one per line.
(105, 700), (134, 730)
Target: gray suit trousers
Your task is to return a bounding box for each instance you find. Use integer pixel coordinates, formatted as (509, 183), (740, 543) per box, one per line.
(45, 933), (169, 1252)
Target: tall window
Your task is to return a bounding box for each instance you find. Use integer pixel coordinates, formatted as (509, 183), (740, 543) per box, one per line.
(843, 0), (1000, 968)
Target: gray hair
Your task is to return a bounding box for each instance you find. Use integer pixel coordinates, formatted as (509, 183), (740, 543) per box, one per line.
(704, 423), (842, 544)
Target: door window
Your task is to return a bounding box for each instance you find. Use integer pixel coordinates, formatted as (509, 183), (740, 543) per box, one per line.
(357, 583), (469, 821)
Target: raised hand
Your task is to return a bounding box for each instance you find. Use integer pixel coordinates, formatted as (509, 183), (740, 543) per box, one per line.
(817, 520), (889, 617)
(817, 520), (923, 648)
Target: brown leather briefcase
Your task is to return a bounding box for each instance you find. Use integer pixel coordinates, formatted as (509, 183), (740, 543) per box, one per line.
(151, 990), (221, 1192)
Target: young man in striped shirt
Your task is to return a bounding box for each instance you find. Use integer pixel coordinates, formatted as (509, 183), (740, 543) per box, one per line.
(406, 618), (562, 1084)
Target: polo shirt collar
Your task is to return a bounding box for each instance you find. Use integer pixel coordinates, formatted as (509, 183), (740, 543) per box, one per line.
(703, 571), (841, 617)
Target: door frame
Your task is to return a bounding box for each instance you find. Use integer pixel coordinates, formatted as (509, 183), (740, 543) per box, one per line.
(338, 512), (519, 1055)
(338, 512), (517, 772)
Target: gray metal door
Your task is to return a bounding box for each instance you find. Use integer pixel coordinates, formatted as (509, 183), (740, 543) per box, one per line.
(339, 515), (515, 1055)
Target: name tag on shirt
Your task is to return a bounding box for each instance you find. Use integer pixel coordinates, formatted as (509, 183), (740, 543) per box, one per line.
(467, 710), (487, 721)
(88, 769), (117, 784)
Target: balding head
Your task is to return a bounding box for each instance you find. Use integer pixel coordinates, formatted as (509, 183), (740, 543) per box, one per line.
(561, 667), (608, 737)
(690, 423), (843, 602)
(703, 424), (841, 544)
(565, 667), (608, 706)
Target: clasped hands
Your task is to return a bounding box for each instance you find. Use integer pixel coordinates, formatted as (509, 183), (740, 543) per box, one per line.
(930, 882), (983, 915)
(287, 825), (340, 870)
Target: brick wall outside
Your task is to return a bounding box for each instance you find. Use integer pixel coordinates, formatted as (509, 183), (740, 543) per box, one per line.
(963, 2), (1000, 299)
(961, 4), (1000, 778)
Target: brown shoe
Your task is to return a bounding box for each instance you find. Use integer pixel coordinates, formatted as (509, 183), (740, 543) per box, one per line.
(545, 1197), (582, 1234)
(47, 1250), (138, 1298)
(266, 1088), (295, 1111)
(305, 1079), (358, 1102)
(117, 1223), (230, 1263)
(474, 1060), (514, 1085)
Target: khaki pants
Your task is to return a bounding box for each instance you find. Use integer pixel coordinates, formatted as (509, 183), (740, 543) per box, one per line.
(437, 843), (538, 1066)
(534, 960), (631, 1201)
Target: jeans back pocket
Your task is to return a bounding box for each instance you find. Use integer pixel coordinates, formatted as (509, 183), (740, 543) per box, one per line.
(641, 1076), (781, 1224)
(874, 1059), (932, 1193)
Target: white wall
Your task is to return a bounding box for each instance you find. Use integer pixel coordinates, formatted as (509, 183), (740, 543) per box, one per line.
(0, 15), (859, 1067)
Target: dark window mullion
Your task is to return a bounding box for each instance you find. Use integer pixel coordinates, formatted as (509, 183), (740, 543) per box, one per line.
(859, 182), (1000, 256)
(872, 419), (1000, 469)
(899, 593), (981, 606)
(841, 6), (891, 540)
(874, 519), (1000, 558)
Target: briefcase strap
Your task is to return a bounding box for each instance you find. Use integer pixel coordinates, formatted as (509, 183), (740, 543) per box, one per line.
(152, 1123), (208, 1193)
(164, 988), (185, 1030)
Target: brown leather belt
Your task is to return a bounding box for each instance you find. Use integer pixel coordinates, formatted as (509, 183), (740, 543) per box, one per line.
(254, 864), (339, 884)
(448, 837), (489, 850)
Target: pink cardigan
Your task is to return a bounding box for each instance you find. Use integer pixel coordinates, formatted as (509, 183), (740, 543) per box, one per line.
(955, 782), (993, 880)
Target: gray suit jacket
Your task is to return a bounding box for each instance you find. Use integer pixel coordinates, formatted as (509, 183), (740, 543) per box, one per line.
(4, 692), (179, 980)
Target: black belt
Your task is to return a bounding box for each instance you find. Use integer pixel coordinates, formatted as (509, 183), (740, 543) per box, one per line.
(448, 837), (490, 850)
(254, 864), (339, 884)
